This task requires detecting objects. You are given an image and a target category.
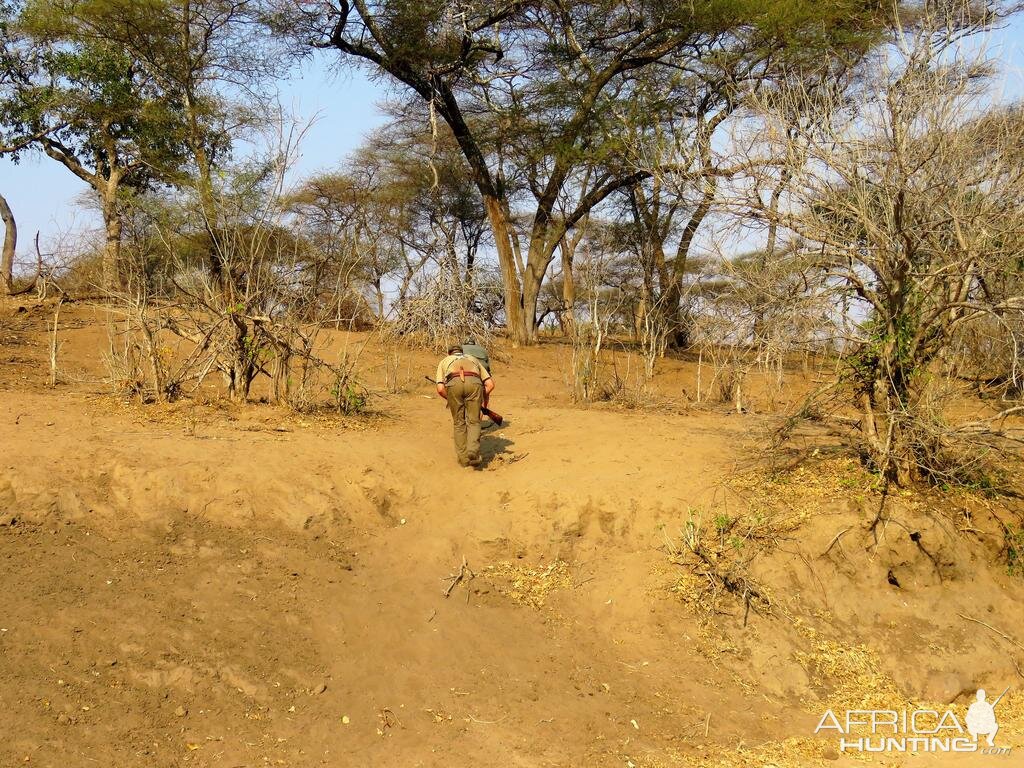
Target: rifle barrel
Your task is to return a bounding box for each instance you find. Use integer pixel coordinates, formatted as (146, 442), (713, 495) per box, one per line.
(993, 685), (1011, 707)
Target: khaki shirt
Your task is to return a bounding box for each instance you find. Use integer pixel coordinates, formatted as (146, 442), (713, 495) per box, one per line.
(435, 354), (492, 385)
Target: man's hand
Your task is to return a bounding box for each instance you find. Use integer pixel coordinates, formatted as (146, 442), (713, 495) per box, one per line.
(436, 383), (447, 400)
(484, 378), (495, 396)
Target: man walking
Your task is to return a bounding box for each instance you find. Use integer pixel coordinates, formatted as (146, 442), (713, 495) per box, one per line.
(435, 344), (495, 467)
(461, 338), (491, 373)
(461, 337), (496, 420)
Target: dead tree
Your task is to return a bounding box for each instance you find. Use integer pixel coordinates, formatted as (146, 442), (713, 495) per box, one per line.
(0, 191), (15, 294)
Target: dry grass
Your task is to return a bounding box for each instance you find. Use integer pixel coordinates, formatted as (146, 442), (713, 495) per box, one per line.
(658, 456), (1024, 766)
(732, 453), (1018, 537)
(727, 457), (879, 535)
(992, 690), (1024, 748)
(664, 459), (879, 617)
(482, 559), (573, 609)
(666, 568), (708, 608)
(86, 394), (383, 433)
(794, 630), (902, 711)
(624, 737), (846, 768)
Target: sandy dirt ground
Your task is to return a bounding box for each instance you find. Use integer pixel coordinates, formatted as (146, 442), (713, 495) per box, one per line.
(2, 298), (1024, 768)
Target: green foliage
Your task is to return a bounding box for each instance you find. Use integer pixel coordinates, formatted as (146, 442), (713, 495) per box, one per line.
(241, 333), (270, 367)
(848, 311), (920, 393)
(303, 0), (902, 343)
(1, 0), (196, 194)
(2, 0), (274, 192)
(331, 378), (368, 416)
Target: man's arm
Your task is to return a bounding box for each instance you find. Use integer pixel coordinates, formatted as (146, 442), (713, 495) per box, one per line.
(436, 358), (448, 400)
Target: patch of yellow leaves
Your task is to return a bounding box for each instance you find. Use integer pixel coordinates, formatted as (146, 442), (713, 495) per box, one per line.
(483, 559), (572, 608)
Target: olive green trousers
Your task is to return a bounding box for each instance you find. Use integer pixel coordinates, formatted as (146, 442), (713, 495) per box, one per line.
(445, 378), (483, 464)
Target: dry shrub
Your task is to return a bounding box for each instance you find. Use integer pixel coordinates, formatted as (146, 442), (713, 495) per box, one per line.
(740, 4), (1024, 487)
(381, 338), (416, 394)
(606, 378), (650, 409)
(102, 318), (150, 399)
(899, 381), (1018, 492)
(564, 240), (636, 403)
(665, 506), (773, 621)
(666, 460), (880, 621)
(777, 374), (1022, 496)
(715, 362), (744, 410)
(957, 305), (1024, 400)
(387, 266), (495, 352)
(576, 353), (655, 409)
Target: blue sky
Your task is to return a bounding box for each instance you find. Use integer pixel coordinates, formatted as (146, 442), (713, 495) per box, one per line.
(1, 18), (1022, 262)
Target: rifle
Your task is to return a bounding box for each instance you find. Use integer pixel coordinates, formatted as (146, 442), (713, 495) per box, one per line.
(424, 375), (504, 426)
(993, 685), (1011, 707)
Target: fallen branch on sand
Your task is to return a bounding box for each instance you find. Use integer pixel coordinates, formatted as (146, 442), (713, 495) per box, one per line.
(821, 527), (851, 558)
(957, 613), (1024, 652)
(443, 556), (475, 601)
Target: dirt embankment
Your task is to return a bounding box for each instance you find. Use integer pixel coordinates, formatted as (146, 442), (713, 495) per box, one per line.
(2, 297), (1024, 768)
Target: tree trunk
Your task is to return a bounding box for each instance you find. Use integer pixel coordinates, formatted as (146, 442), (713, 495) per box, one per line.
(560, 237), (576, 336)
(660, 281), (690, 349)
(665, 122), (718, 350)
(521, 240), (559, 343)
(634, 294), (646, 340)
(271, 342), (290, 404)
(139, 314), (167, 402)
(375, 280), (385, 321)
(521, 267), (543, 343)
(194, 141), (227, 286)
(183, 77), (230, 293)
(225, 318), (257, 402)
(663, 195), (712, 350)
(0, 192), (16, 294)
(860, 363), (918, 486)
(102, 219), (123, 291)
(518, 217), (567, 344)
(100, 188), (124, 291)
(482, 194), (526, 345)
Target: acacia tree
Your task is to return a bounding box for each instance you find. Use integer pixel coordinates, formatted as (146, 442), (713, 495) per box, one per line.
(17, 0), (283, 294)
(0, 6), (18, 293)
(112, 125), (367, 404)
(749, 2), (1024, 485)
(50, 1), (283, 283)
(288, 120), (488, 324)
(615, 3), (889, 353)
(359, 121), (497, 344)
(0, 0), (192, 288)
(288, 0), (890, 345)
(288, 158), (409, 321)
(367, 119), (488, 285)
